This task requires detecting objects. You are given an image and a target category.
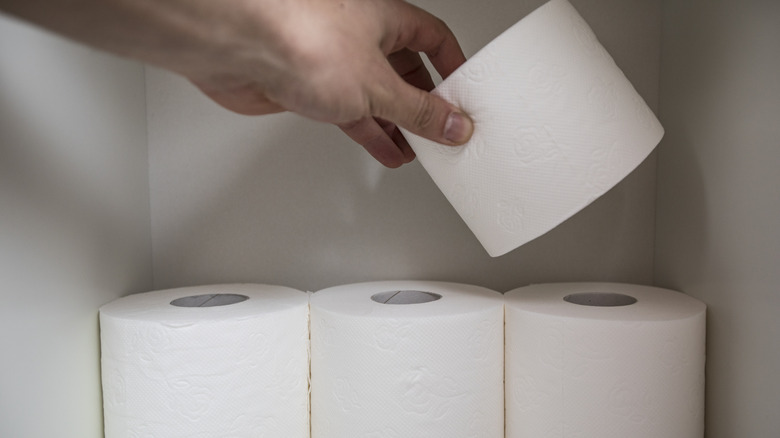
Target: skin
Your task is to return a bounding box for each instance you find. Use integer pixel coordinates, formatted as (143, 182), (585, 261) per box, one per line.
(0, 0), (474, 167)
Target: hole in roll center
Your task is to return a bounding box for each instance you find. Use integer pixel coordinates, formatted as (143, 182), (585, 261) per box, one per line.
(370, 290), (443, 305)
(170, 293), (249, 307)
(563, 292), (637, 307)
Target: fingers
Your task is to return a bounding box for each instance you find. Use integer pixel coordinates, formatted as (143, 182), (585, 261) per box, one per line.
(340, 51), (438, 167)
(370, 67), (473, 146)
(370, 2), (472, 146)
(385, 1), (467, 80)
(338, 117), (415, 168)
(387, 49), (435, 92)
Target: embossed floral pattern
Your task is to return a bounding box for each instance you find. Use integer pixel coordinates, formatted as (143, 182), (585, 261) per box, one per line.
(512, 125), (561, 165)
(497, 196), (525, 234)
(373, 320), (412, 351)
(333, 378), (362, 412)
(397, 367), (466, 419)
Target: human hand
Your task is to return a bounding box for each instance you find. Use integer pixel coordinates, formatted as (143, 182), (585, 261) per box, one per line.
(188, 0), (473, 168)
(1, 0), (473, 167)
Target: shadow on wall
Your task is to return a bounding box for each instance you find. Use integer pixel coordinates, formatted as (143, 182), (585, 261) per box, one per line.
(655, 1), (780, 435)
(148, 95), (467, 290)
(0, 15), (151, 438)
(147, 71), (659, 293)
(0, 19), (151, 303)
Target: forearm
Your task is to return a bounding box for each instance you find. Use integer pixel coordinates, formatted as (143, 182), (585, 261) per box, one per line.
(0, 0), (288, 79)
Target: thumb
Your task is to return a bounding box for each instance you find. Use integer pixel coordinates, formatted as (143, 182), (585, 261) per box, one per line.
(372, 74), (473, 146)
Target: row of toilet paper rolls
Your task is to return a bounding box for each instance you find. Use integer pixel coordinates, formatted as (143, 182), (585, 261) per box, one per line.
(100, 281), (706, 438)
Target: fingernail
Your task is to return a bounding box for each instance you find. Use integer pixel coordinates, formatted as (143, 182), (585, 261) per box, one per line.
(444, 112), (473, 144)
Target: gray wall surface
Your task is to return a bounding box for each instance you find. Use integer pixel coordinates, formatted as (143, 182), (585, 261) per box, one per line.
(0, 14), (153, 438)
(655, 0), (780, 436)
(146, 0), (662, 292)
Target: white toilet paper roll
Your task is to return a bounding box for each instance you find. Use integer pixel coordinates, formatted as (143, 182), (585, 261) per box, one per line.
(505, 283), (706, 438)
(401, 0), (664, 257)
(310, 281), (504, 438)
(99, 284), (310, 438)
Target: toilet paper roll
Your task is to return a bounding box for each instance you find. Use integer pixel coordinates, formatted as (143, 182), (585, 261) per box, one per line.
(401, 0), (664, 257)
(505, 283), (706, 438)
(99, 284), (310, 438)
(310, 281), (504, 438)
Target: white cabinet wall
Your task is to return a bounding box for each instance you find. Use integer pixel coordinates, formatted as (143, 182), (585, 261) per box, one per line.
(0, 13), (152, 438)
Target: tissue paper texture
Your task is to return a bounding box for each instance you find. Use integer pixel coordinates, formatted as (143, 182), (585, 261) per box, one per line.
(401, 0), (664, 257)
(99, 284), (310, 438)
(505, 283), (706, 438)
(310, 281), (504, 438)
